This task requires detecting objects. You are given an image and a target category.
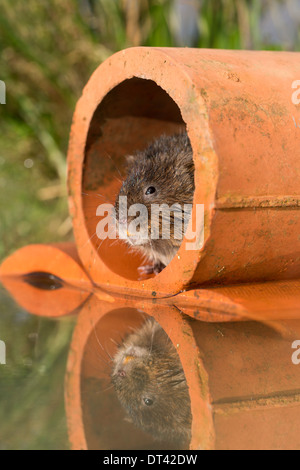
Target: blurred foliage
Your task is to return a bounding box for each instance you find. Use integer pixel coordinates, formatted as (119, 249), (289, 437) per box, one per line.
(0, 286), (75, 450)
(0, 0), (299, 259)
(0, 0), (299, 450)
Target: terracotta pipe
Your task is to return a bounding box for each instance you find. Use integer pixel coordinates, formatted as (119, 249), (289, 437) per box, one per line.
(1, 241), (300, 326)
(1, 244), (299, 448)
(2, 241), (300, 326)
(65, 294), (215, 451)
(0, 243), (93, 317)
(64, 294), (300, 450)
(191, 319), (300, 450)
(172, 279), (300, 330)
(67, 47), (300, 297)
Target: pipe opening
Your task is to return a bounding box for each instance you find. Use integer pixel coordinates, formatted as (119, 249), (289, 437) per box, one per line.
(82, 77), (190, 281)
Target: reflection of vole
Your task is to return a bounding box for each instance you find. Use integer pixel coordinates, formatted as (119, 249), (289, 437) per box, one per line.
(111, 318), (192, 446)
(114, 133), (195, 276)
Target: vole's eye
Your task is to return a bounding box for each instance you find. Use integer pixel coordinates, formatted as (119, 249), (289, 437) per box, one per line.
(143, 397), (154, 406)
(145, 186), (156, 196)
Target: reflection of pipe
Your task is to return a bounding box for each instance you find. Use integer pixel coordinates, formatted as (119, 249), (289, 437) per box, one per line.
(65, 295), (215, 451)
(68, 47), (300, 297)
(65, 294), (300, 450)
(173, 279), (300, 328)
(191, 318), (300, 450)
(0, 243), (93, 317)
(1, 244), (300, 448)
(1, 240), (300, 326)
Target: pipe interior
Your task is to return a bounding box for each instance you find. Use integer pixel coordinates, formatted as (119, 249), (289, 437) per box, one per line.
(82, 78), (187, 280)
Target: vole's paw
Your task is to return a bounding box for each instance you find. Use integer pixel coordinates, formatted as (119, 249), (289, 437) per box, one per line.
(153, 261), (165, 275)
(137, 264), (156, 280)
(137, 262), (165, 279)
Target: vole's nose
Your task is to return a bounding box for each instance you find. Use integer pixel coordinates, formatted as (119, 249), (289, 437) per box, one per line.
(118, 369), (126, 377)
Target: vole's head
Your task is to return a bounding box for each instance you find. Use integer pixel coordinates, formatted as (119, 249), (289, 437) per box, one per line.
(114, 133), (194, 251)
(111, 320), (192, 444)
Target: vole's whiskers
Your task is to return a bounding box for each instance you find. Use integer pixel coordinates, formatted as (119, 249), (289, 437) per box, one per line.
(82, 191), (114, 204)
(92, 321), (113, 363)
(148, 322), (156, 357)
(96, 383), (115, 394)
(92, 226), (115, 264)
(110, 337), (121, 348)
(104, 151), (123, 180)
(86, 343), (111, 367)
(80, 230), (98, 250)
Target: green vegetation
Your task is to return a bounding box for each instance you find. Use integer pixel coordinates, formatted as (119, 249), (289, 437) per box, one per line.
(0, 287), (74, 449)
(0, 0), (299, 451)
(0, 0), (299, 260)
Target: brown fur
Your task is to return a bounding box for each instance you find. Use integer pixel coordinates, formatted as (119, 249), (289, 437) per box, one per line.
(115, 132), (195, 273)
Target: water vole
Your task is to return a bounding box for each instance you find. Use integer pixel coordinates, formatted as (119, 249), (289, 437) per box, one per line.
(111, 318), (192, 446)
(114, 132), (195, 276)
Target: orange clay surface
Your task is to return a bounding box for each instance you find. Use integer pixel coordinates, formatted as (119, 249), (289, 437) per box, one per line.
(1, 243), (300, 449)
(1, 47), (300, 450)
(67, 47), (300, 296)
